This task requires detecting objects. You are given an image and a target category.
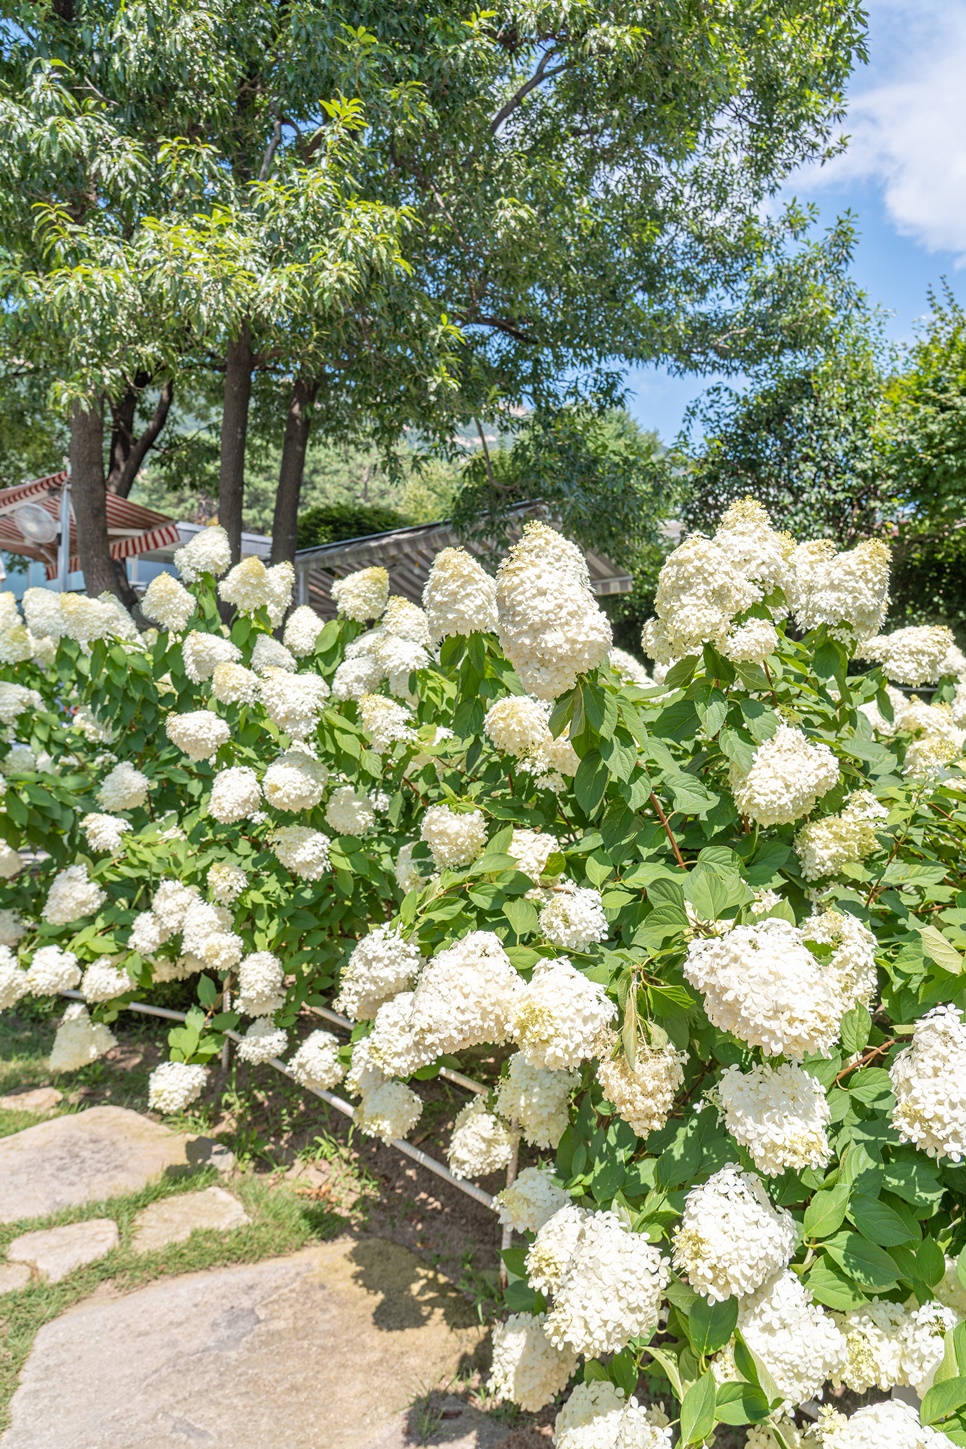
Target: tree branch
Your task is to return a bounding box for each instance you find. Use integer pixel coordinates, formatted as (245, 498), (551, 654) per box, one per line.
(490, 49), (568, 133)
(258, 118), (283, 181)
(112, 380), (174, 497)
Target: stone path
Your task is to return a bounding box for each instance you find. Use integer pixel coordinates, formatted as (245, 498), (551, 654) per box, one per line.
(7, 1219), (119, 1283)
(0, 1106), (190, 1221)
(0, 1087), (62, 1115)
(2, 1237), (504, 1449)
(0, 1106), (221, 1222)
(132, 1186), (249, 1251)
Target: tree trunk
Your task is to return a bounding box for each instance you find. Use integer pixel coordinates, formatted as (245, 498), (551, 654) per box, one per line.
(270, 376), (318, 565)
(219, 323), (253, 563)
(70, 401), (137, 608)
(106, 376), (173, 498)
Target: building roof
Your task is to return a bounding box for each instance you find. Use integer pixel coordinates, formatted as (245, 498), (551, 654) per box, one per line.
(294, 503), (632, 618)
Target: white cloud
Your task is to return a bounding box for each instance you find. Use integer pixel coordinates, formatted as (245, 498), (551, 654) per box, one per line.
(801, 0), (966, 260)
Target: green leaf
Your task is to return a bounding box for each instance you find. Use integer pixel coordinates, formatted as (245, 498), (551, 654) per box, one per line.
(840, 1005), (872, 1055)
(714, 1382), (771, 1426)
(679, 1371), (717, 1445)
(848, 1196), (917, 1248)
(804, 1259), (869, 1310)
(606, 1347), (639, 1397)
(574, 751), (609, 815)
(804, 1183), (850, 1239)
(922, 1378), (966, 1426)
(917, 924), (964, 975)
(196, 974), (218, 1009)
(824, 1231), (899, 1289)
(688, 1295), (738, 1356)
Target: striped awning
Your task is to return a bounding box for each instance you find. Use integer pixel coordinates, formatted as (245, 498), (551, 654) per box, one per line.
(0, 474), (181, 579)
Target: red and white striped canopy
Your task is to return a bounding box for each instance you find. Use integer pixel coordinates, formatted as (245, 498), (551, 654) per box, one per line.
(0, 472), (180, 579)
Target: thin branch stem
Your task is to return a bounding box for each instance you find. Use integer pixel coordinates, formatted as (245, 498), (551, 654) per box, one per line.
(650, 791), (687, 869)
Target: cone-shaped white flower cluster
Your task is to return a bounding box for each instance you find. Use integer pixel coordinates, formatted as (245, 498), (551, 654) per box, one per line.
(790, 538), (891, 642)
(496, 1052), (578, 1148)
(97, 761), (150, 810)
(335, 926), (422, 1020)
(512, 958), (616, 1070)
(859, 624), (956, 686)
(596, 1032), (685, 1137)
(446, 1098), (517, 1179)
(237, 1017), (288, 1063)
(731, 724), (840, 826)
(890, 1004), (966, 1161)
(495, 1166), (570, 1234)
(269, 825), (331, 880)
(165, 709), (230, 762)
(673, 1164), (796, 1301)
(148, 1059), (207, 1112)
(50, 1002), (117, 1072)
(173, 525), (232, 582)
(737, 1269), (846, 1406)
(218, 557), (293, 625)
(487, 1312), (578, 1413)
(325, 784), (375, 835)
(684, 910), (876, 1059)
(331, 567), (390, 622)
(359, 694), (414, 752)
(422, 547), (498, 641)
(714, 1061), (831, 1175)
(495, 523), (612, 699)
(420, 804), (488, 868)
(539, 883), (608, 952)
(288, 1030), (344, 1091)
(553, 1382), (673, 1449)
(43, 865), (105, 926)
(810, 1398), (956, 1448)
(80, 812), (131, 855)
(183, 630), (240, 684)
(141, 571), (196, 632)
(235, 951), (285, 1017)
(794, 789), (888, 880)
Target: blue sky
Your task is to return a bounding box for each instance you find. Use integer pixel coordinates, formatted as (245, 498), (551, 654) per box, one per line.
(625, 0), (966, 444)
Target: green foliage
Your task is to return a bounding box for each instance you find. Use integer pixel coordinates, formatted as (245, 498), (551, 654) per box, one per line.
(297, 502), (409, 551)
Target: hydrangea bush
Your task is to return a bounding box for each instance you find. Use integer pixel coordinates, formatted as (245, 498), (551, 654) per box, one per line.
(5, 503), (966, 1447)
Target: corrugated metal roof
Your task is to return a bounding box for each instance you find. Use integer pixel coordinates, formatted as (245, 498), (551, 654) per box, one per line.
(0, 474), (181, 579)
(294, 502), (632, 618)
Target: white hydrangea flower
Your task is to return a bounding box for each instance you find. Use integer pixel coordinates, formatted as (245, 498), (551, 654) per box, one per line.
(487, 1312), (578, 1413)
(496, 1167), (571, 1234)
(218, 557), (293, 625)
(484, 695), (553, 760)
(684, 912), (875, 1060)
(344, 1041), (382, 1097)
(381, 596), (431, 647)
(737, 1269), (846, 1408)
(129, 910), (166, 956)
(141, 571), (195, 632)
(891, 1004), (966, 1161)
(235, 952), (286, 1017)
(152, 880), (202, 934)
(496, 522), (612, 699)
(0, 682), (42, 726)
(182, 630), (241, 684)
(148, 1059), (208, 1112)
(81, 959), (135, 1002)
(794, 790), (888, 880)
(790, 538), (891, 643)
(165, 709), (230, 762)
(596, 1032), (685, 1137)
(654, 533), (762, 654)
(331, 566), (390, 622)
(263, 750), (328, 812)
(810, 1399), (956, 1448)
(447, 1098), (517, 1179)
(355, 1080), (422, 1143)
(420, 804), (487, 868)
(0, 844), (24, 879)
(288, 1030), (344, 1091)
(325, 784), (376, 836)
(250, 633), (296, 674)
(61, 591), (137, 644)
(270, 825), (331, 880)
(607, 647), (652, 687)
(422, 547), (498, 640)
(513, 957), (616, 1070)
(496, 1053), (578, 1148)
(898, 1301), (960, 1397)
(0, 946), (29, 1010)
(98, 760), (151, 811)
(332, 653), (383, 701)
(410, 931), (523, 1059)
(731, 724), (840, 826)
(904, 735), (962, 782)
(80, 812), (131, 855)
(359, 693), (414, 752)
(237, 1017), (288, 1064)
(507, 829), (557, 881)
(22, 586), (66, 641)
(258, 668), (329, 739)
(71, 704), (112, 743)
(722, 617), (780, 664)
(49, 1002), (116, 1072)
(366, 990), (423, 1077)
(714, 498), (795, 594)
(0, 619), (34, 664)
(43, 864), (106, 926)
(174, 524), (232, 583)
(369, 631), (430, 698)
(0, 909), (25, 948)
(526, 1204), (592, 1296)
(673, 1164), (796, 1301)
(859, 626), (956, 687)
(899, 698), (966, 747)
(554, 1381), (673, 1449)
(834, 1298), (908, 1393)
(714, 1062), (831, 1175)
(207, 861), (247, 904)
(210, 660), (259, 706)
(539, 883), (608, 952)
(208, 765), (262, 824)
(335, 926), (422, 1020)
(546, 1210), (670, 1357)
(394, 841), (428, 895)
(282, 605), (323, 657)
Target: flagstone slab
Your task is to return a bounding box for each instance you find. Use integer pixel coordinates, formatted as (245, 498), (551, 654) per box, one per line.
(132, 1186), (249, 1252)
(2, 1237), (487, 1449)
(0, 1106), (195, 1223)
(0, 1263), (31, 1294)
(8, 1218), (119, 1283)
(0, 1087), (63, 1115)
